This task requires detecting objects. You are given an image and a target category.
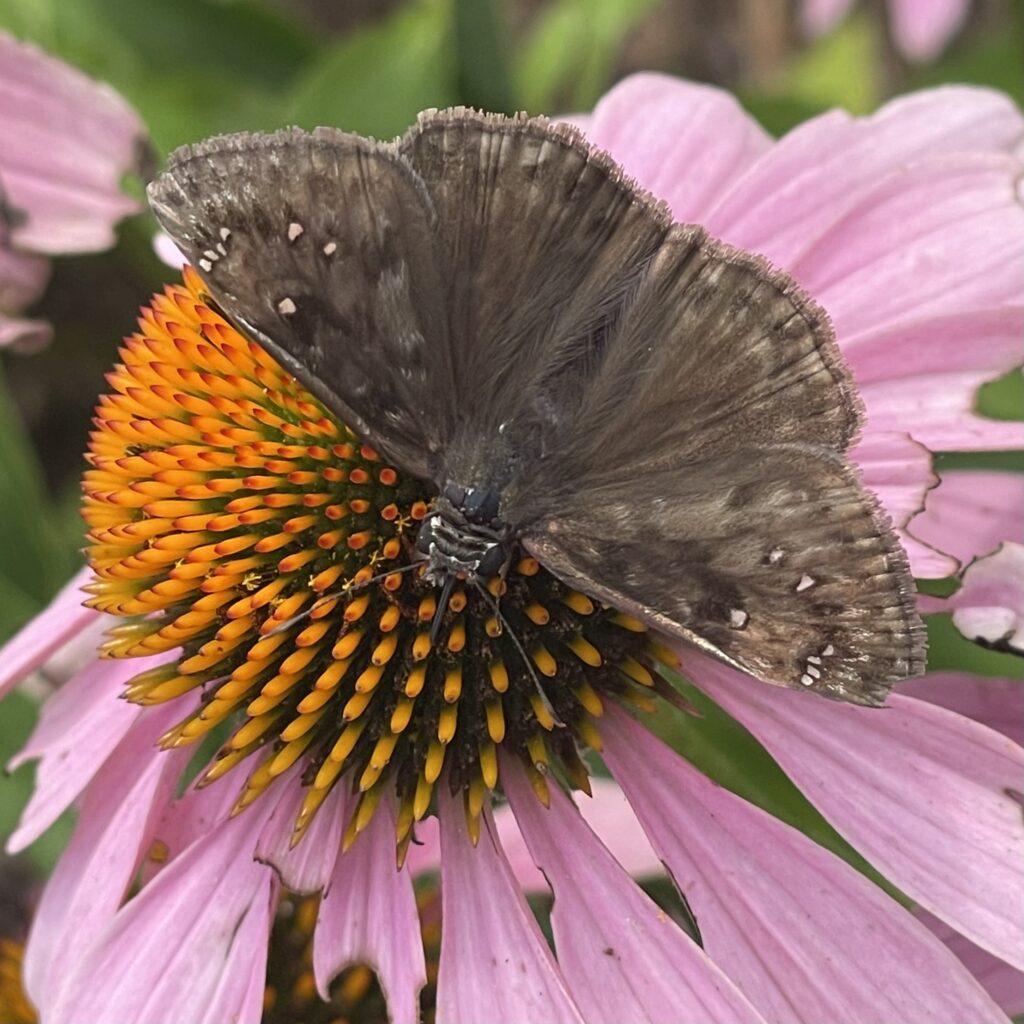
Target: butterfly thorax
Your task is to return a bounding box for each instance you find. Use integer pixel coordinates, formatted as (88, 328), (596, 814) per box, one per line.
(415, 482), (514, 586)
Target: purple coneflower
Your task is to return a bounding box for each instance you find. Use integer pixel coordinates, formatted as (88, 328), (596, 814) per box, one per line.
(2, 73), (1023, 1024)
(801, 0), (972, 62)
(0, 31), (146, 352)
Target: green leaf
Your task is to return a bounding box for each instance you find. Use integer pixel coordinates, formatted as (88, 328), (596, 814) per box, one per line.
(776, 10), (882, 115)
(515, 0), (663, 114)
(453, 0), (515, 112)
(0, 364), (70, 639)
(0, 690), (74, 876)
(287, 0), (458, 139)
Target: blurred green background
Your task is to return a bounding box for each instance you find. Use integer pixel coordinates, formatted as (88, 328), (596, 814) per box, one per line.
(0, 0), (1021, 890)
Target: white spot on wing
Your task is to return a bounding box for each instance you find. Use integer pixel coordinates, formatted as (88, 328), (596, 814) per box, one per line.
(277, 297), (297, 315)
(288, 222), (304, 242)
(219, 227), (231, 241)
(768, 547), (785, 564)
(800, 674), (814, 686)
(323, 241), (337, 256)
(795, 574), (815, 592)
(198, 258), (213, 272)
(729, 609), (749, 629)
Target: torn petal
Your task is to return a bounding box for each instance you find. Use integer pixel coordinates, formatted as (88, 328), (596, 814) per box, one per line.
(313, 793), (424, 1024)
(503, 759), (767, 1024)
(435, 789), (584, 1024)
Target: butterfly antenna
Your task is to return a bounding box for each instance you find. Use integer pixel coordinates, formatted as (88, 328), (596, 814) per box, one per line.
(471, 579), (564, 729)
(430, 573), (457, 646)
(265, 560), (425, 638)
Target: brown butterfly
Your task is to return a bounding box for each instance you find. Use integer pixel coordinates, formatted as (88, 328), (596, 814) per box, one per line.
(148, 109), (925, 706)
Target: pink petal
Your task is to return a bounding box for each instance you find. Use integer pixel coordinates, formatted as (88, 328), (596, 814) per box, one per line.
(503, 760), (768, 1024)
(843, 308), (1024, 383)
(51, 787), (277, 1024)
(950, 542), (1024, 654)
(899, 673), (1024, 747)
(708, 87), (1024, 269)
(800, 0), (856, 36)
(313, 793), (425, 1024)
(601, 705), (1009, 1024)
(791, 154), (1023, 338)
(918, 908), (1024, 1017)
(0, 567), (97, 699)
(407, 778), (663, 894)
(851, 431), (955, 578)
(910, 470), (1024, 568)
(23, 702), (189, 1019)
(582, 73), (771, 224)
(6, 654), (161, 851)
(0, 312), (52, 351)
(701, 658), (1024, 970)
(153, 230), (187, 268)
(889, 0), (971, 61)
(435, 789), (584, 1024)
(0, 240), (49, 309)
(0, 30), (144, 254)
(255, 772), (346, 893)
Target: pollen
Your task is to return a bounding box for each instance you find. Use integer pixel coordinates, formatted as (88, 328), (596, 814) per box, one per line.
(82, 270), (665, 853)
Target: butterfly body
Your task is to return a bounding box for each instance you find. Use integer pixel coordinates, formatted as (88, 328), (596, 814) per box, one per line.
(415, 482), (515, 586)
(148, 109), (926, 706)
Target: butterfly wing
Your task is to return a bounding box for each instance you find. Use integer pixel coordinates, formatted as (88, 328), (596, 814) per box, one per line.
(397, 109), (674, 484)
(524, 444), (925, 705)
(147, 128), (453, 479)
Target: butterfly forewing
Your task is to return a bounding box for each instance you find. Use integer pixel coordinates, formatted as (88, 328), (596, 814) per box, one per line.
(399, 109), (674, 480)
(147, 129), (453, 479)
(525, 444), (925, 705)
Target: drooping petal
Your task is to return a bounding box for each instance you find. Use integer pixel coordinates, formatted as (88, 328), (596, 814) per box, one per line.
(0, 567), (96, 699)
(255, 772), (346, 894)
(899, 673), (1024, 747)
(910, 469), (1024, 568)
(948, 543), (1024, 655)
(601, 705), (1010, 1023)
(889, 0), (971, 62)
(582, 73), (771, 223)
(503, 760), (768, 1024)
(23, 702), (190, 1019)
(707, 87), (1024, 267)
(918, 908), (1024, 1018)
(6, 654), (158, 851)
(0, 30), (144, 254)
(50, 784), (277, 1024)
(313, 794), (425, 1024)
(700, 658), (1024, 970)
(435, 789), (584, 1024)
(0, 243), (50, 350)
(851, 431), (954, 577)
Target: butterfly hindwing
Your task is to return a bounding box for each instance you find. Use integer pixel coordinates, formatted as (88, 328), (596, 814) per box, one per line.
(524, 444), (925, 704)
(148, 129), (453, 479)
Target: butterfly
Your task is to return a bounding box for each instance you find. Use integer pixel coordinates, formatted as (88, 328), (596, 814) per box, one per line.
(147, 108), (925, 707)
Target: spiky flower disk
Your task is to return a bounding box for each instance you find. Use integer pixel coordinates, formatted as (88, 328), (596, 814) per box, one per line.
(83, 269), (671, 852)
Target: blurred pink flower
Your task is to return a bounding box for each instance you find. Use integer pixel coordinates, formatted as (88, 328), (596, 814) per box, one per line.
(0, 31), (147, 351)
(2, 74), (1024, 1024)
(802, 0), (972, 62)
